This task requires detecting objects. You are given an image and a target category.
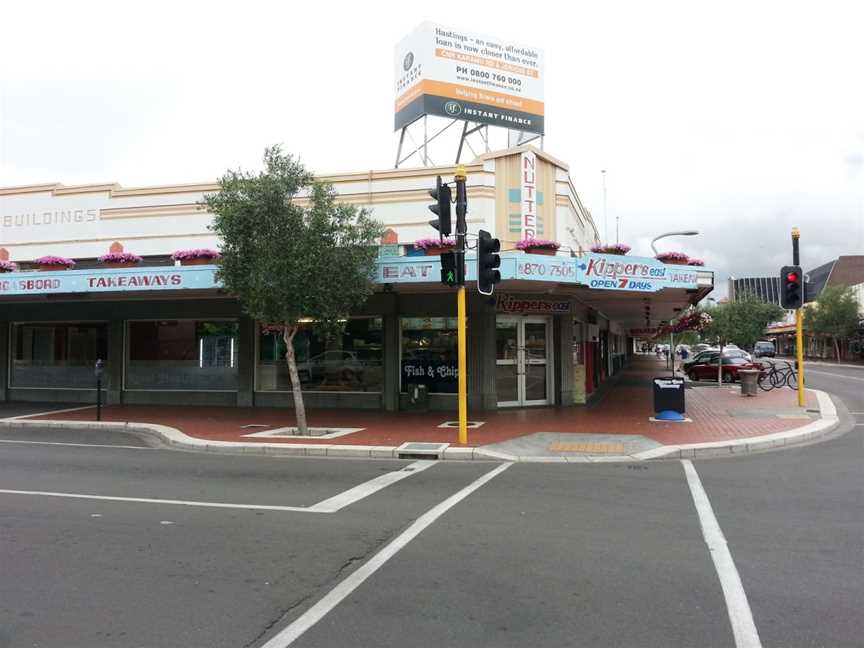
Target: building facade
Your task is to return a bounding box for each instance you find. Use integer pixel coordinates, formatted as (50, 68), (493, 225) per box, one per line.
(0, 146), (713, 410)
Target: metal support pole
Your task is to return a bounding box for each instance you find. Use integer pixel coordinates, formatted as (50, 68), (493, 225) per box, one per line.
(792, 227), (805, 407)
(457, 285), (468, 445)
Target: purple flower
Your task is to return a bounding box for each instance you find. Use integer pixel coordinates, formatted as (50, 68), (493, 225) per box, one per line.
(590, 243), (632, 254)
(655, 251), (690, 263)
(413, 238), (455, 250)
(171, 248), (223, 261)
(98, 252), (142, 264)
(0, 260), (18, 271)
(36, 256), (76, 267)
(687, 258), (705, 266)
(515, 238), (561, 250)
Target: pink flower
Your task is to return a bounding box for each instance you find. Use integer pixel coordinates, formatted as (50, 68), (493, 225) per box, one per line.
(655, 251), (690, 263)
(687, 258), (705, 266)
(98, 252), (142, 264)
(515, 239), (560, 250)
(590, 243), (631, 254)
(171, 249), (222, 261)
(36, 256), (76, 267)
(0, 260), (17, 271)
(413, 238), (455, 250)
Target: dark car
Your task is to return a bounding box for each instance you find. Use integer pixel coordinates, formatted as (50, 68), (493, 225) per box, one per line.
(753, 341), (776, 358)
(682, 348), (750, 372)
(686, 354), (763, 383)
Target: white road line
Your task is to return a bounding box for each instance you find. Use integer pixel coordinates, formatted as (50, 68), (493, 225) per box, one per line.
(0, 439), (151, 450)
(0, 460), (437, 514)
(260, 462), (513, 648)
(0, 405), (96, 421)
(807, 369), (864, 382)
(682, 460), (762, 648)
(307, 460), (436, 512)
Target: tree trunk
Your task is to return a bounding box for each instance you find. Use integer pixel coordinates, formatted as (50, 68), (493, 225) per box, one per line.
(283, 325), (309, 435)
(834, 337), (841, 362)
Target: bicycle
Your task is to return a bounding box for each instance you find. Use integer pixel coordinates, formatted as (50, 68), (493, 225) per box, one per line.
(757, 360), (797, 391)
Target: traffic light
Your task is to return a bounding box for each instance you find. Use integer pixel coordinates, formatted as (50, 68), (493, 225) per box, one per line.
(440, 251), (459, 287)
(780, 265), (803, 309)
(428, 175), (452, 236)
(477, 229), (501, 295)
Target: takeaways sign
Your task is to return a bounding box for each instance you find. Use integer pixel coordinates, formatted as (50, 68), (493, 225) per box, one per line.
(577, 254), (700, 292)
(394, 23), (545, 134)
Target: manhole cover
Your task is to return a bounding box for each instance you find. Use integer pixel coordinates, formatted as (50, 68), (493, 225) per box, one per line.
(438, 421), (485, 429)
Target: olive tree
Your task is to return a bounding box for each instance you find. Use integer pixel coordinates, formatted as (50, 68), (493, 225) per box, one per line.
(205, 147), (383, 434)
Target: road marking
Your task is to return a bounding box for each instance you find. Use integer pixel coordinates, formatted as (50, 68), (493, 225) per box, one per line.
(307, 460), (436, 513)
(807, 370), (864, 382)
(259, 462), (513, 648)
(0, 405), (96, 421)
(0, 439), (151, 450)
(682, 460), (762, 648)
(0, 460), (437, 514)
(160, 520), (174, 525)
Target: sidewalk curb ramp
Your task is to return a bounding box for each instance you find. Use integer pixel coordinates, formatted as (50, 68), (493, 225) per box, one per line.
(0, 390), (841, 463)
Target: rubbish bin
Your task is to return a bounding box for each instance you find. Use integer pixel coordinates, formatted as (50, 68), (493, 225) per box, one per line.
(406, 383), (429, 411)
(738, 369), (760, 396)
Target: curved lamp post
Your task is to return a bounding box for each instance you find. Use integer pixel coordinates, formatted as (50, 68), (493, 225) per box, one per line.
(650, 230), (699, 255)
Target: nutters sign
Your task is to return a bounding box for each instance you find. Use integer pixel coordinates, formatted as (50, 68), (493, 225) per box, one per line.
(576, 254), (700, 292)
(394, 22), (545, 134)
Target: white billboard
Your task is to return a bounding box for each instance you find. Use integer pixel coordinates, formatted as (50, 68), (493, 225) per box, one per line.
(394, 23), (545, 134)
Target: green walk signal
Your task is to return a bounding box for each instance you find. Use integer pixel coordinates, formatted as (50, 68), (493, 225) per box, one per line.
(440, 251), (458, 287)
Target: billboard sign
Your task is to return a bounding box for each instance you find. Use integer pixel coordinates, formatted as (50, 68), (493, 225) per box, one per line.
(576, 254), (700, 292)
(394, 23), (544, 134)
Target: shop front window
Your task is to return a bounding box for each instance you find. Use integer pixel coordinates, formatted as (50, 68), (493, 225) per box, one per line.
(256, 318), (383, 392)
(12, 323), (108, 388)
(401, 317), (459, 394)
(126, 320), (238, 390)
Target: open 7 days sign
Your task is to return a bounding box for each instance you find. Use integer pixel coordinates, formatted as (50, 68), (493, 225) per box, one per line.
(576, 254), (699, 292)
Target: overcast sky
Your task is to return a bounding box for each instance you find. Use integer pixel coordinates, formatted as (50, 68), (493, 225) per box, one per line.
(2, 0), (862, 295)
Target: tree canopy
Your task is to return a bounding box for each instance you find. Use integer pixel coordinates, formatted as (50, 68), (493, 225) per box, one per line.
(704, 293), (786, 349)
(804, 284), (861, 360)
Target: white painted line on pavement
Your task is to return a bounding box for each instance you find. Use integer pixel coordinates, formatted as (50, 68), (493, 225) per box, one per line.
(807, 369), (864, 382)
(0, 460), (437, 514)
(0, 439), (152, 450)
(259, 462), (513, 648)
(307, 460), (436, 512)
(1, 405), (96, 421)
(682, 460), (762, 648)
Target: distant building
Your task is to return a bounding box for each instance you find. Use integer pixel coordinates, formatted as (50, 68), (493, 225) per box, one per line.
(727, 276), (781, 304)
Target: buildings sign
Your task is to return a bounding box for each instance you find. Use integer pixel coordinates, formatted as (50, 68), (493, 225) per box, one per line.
(576, 254), (700, 292)
(0, 265), (220, 296)
(521, 150), (537, 239)
(394, 23), (545, 134)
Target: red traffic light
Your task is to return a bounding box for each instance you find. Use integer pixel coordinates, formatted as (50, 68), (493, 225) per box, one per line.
(785, 271), (799, 282)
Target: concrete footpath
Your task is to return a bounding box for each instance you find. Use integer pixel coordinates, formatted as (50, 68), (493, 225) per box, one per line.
(0, 358), (842, 462)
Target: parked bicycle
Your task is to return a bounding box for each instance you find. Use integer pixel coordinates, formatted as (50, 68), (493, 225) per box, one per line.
(757, 359), (798, 391)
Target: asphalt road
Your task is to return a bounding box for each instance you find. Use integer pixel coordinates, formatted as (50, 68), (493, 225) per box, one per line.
(0, 368), (860, 648)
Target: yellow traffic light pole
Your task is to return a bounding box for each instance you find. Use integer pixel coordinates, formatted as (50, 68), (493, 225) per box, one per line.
(455, 165), (469, 445)
(792, 227), (805, 407)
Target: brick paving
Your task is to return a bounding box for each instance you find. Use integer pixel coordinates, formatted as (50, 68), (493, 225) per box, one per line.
(29, 357), (818, 449)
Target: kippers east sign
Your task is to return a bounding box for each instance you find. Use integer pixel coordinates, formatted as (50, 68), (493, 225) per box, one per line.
(577, 254), (700, 292)
(394, 23), (544, 134)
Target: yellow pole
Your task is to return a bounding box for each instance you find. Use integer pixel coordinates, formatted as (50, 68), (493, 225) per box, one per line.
(796, 307), (805, 407)
(457, 285), (468, 445)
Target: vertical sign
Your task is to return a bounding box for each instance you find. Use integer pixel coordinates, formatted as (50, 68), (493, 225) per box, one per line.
(521, 150), (537, 239)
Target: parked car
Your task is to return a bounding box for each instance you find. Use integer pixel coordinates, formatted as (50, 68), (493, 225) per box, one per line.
(692, 343), (712, 355)
(296, 350), (364, 383)
(753, 341), (776, 358)
(685, 354), (763, 383)
(682, 349), (751, 372)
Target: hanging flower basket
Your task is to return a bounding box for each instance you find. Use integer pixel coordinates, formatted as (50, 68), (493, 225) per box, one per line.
(655, 251), (690, 265)
(172, 249), (222, 266)
(590, 243), (631, 256)
(687, 258), (705, 267)
(36, 256), (75, 271)
(515, 239), (560, 256)
(0, 260), (17, 273)
(98, 252), (142, 268)
(414, 238), (455, 256)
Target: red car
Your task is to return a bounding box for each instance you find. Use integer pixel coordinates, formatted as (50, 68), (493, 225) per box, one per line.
(686, 354), (763, 383)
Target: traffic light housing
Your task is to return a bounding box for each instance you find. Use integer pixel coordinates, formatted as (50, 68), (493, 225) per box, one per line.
(477, 229), (501, 295)
(780, 265), (803, 309)
(428, 175), (452, 237)
(440, 251), (460, 287)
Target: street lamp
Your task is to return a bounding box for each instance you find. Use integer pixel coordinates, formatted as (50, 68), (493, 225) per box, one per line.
(650, 230), (700, 255)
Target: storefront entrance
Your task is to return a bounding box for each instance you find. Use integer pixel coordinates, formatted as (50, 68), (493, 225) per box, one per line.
(495, 316), (553, 407)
